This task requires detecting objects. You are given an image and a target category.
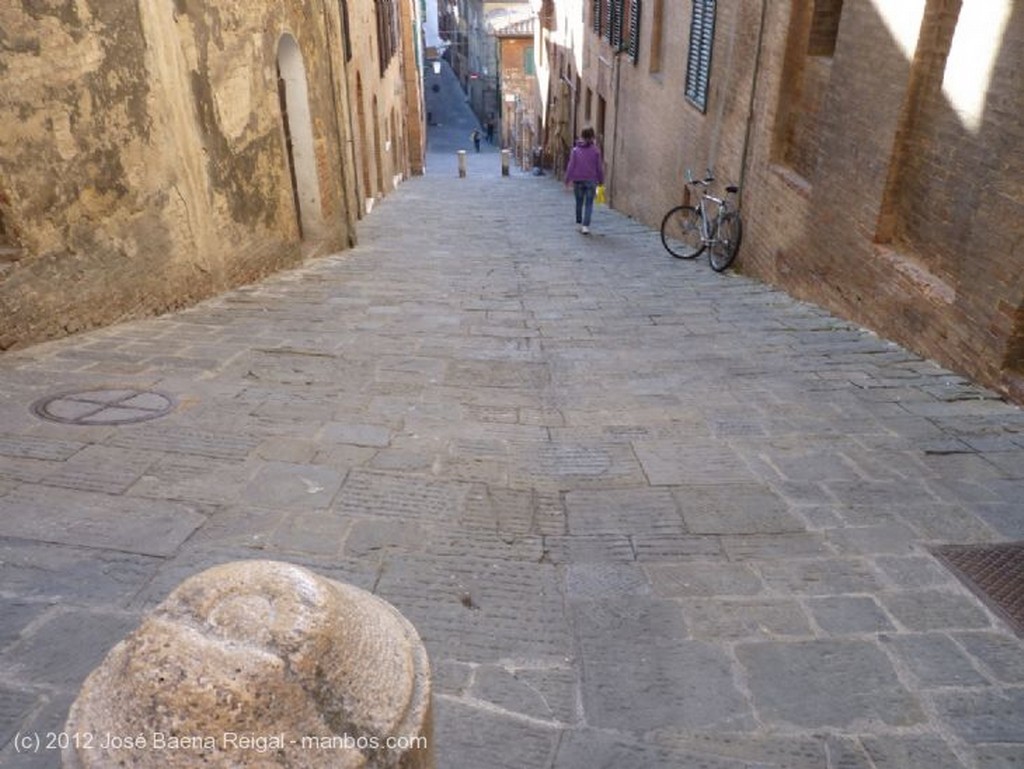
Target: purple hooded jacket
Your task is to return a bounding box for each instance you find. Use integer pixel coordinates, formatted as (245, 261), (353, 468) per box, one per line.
(565, 139), (604, 184)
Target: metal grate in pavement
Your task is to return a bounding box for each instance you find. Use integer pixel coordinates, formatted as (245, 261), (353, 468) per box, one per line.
(31, 388), (175, 425)
(932, 542), (1024, 638)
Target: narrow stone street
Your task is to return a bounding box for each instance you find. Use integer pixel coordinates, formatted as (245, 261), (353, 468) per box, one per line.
(2, 62), (1023, 768)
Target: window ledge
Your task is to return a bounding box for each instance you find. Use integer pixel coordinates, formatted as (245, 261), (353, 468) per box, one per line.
(770, 164), (812, 199)
(873, 244), (956, 305)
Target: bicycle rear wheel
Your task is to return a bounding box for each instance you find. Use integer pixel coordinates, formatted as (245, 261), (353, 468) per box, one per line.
(660, 205), (704, 259)
(709, 211), (742, 272)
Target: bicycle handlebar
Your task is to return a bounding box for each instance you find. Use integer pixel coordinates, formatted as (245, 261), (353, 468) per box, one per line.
(685, 168), (716, 187)
(685, 169), (738, 195)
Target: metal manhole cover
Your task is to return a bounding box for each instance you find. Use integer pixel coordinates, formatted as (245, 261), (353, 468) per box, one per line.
(31, 388), (175, 425)
(932, 542), (1024, 638)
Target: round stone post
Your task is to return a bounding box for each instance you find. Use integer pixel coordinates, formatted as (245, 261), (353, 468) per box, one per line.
(501, 149), (510, 176)
(63, 560), (433, 769)
(457, 149), (467, 178)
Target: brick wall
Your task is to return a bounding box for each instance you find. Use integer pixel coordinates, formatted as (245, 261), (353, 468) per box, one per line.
(579, 0), (1024, 400)
(741, 0), (1024, 398)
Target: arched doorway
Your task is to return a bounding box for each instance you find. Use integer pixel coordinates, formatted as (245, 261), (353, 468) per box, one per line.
(276, 34), (322, 238)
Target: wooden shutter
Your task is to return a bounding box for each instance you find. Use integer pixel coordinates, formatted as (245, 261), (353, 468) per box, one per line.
(593, 0), (602, 34)
(611, 0), (625, 49)
(628, 0), (641, 62)
(685, 0), (716, 112)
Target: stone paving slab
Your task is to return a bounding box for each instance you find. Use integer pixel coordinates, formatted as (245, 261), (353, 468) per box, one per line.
(0, 486), (205, 557)
(1, 95), (1024, 768)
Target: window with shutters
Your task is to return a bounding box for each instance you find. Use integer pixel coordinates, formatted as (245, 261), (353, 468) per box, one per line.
(593, 0), (637, 54)
(627, 0), (641, 63)
(610, 0), (623, 49)
(685, 0), (716, 112)
(376, 0), (400, 76)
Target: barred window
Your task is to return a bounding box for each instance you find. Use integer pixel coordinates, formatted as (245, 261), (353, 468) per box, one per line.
(685, 0), (716, 112)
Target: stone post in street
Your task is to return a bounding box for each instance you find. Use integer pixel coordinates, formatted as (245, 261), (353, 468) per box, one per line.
(457, 150), (467, 178)
(501, 149), (510, 176)
(63, 560), (433, 769)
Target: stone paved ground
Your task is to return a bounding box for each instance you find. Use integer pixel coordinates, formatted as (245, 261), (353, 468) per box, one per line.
(2, 66), (1024, 768)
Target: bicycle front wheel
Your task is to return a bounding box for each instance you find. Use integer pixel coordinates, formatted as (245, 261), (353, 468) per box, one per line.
(709, 211), (743, 272)
(660, 205), (704, 259)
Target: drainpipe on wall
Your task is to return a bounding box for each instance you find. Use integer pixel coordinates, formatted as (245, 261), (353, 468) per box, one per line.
(737, 0), (770, 210)
(606, 49), (623, 207)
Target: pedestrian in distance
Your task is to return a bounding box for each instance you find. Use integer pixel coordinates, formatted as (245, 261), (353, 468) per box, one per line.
(471, 129), (481, 153)
(563, 127), (604, 234)
(486, 120), (495, 144)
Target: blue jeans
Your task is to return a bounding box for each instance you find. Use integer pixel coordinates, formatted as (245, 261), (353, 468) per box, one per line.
(574, 181), (597, 226)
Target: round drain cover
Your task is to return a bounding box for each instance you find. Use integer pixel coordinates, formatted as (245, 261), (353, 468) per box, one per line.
(32, 388), (175, 425)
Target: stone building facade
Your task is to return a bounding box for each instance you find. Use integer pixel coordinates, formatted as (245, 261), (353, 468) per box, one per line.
(496, 17), (539, 169)
(0, 0), (422, 350)
(536, 0), (1024, 400)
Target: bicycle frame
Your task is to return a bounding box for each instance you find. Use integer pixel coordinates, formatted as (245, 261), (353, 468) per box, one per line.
(689, 176), (730, 246)
(695, 192), (729, 245)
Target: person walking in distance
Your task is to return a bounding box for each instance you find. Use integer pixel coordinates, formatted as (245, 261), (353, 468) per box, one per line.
(564, 128), (604, 234)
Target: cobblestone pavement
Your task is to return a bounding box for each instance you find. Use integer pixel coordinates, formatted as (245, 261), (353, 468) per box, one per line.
(3, 75), (1024, 769)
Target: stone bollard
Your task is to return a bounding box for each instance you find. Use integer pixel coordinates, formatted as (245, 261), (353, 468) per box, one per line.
(501, 149), (510, 177)
(457, 149), (466, 178)
(63, 561), (433, 769)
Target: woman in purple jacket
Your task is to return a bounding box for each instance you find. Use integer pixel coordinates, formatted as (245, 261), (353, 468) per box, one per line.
(564, 128), (604, 234)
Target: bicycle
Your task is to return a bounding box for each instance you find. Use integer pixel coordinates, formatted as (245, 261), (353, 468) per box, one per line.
(660, 170), (743, 272)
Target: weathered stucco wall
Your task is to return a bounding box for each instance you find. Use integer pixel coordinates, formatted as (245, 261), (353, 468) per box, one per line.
(0, 0), (360, 349)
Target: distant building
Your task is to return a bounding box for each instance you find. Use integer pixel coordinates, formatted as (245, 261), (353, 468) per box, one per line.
(495, 17), (539, 168)
(441, 0), (531, 124)
(0, 0), (423, 349)
(536, 0), (1024, 401)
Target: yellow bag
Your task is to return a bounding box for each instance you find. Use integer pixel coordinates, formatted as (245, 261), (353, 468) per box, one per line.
(595, 184), (606, 204)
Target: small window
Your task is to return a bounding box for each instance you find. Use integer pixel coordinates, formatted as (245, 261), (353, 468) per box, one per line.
(808, 0), (843, 57)
(525, 46), (535, 75)
(685, 0), (716, 112)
